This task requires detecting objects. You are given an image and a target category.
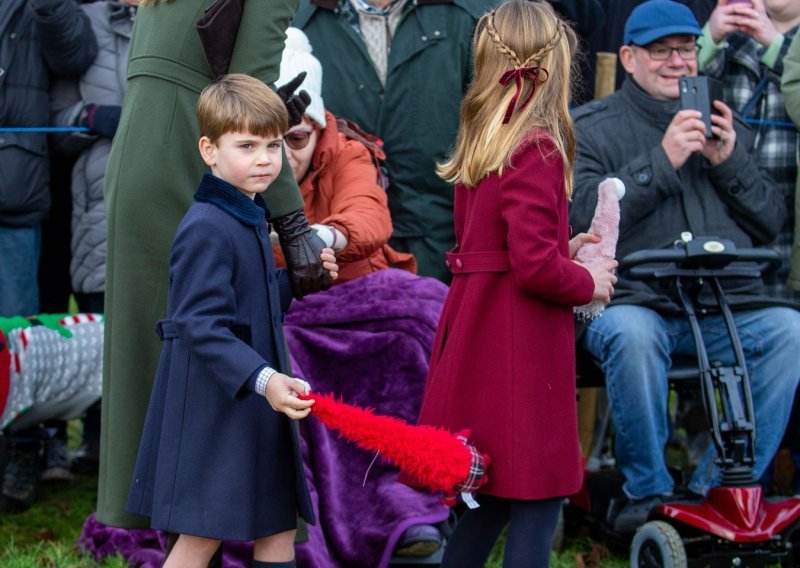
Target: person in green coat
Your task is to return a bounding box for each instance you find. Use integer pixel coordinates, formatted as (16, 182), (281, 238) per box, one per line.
(293, 0), (494, 283)
(99, 0), (329, 528)
(782, 30), (800, 293)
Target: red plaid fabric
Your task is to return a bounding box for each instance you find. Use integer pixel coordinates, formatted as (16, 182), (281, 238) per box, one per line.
(455, 434), (489, 494)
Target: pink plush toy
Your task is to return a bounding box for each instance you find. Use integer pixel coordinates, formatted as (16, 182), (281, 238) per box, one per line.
(574, 177), (625, 320)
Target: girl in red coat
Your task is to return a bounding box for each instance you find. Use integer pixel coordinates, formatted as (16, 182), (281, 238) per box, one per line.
(416, 1), (618, 566)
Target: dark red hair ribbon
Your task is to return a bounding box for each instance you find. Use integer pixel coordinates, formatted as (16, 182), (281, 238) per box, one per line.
(499, 66), (549, 124)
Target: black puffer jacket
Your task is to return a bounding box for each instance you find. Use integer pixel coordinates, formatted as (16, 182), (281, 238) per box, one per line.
(0, 0), (97, 227)
(570, 78), (791, 313)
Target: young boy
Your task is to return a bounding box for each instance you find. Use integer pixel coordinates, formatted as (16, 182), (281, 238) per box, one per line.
(126, 73), (336, 568)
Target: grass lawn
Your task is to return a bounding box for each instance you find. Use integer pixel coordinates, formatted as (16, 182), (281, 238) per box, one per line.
(0, 456), (629, 567)
(0, 470), (126, 567)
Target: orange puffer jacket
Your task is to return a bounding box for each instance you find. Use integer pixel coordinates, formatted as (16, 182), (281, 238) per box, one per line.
(273, 111), (416, 282)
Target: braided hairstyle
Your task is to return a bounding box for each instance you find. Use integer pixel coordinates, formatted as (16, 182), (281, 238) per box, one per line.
(438, 0), (578, 193)
(485, 11), (566, 70)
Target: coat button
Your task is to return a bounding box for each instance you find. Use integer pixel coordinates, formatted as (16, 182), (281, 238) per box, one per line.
(421, 35), (428, 41)
(445, 259), (451, 268)
(455, 259), (463, 268)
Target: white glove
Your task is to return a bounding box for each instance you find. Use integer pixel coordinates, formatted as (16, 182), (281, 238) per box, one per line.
(310, 224), (347, 251)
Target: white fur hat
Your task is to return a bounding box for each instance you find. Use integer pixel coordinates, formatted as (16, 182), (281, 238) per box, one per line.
(277, 27), (326, 129)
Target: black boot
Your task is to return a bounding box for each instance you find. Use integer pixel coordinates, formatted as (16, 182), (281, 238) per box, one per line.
(271, 209), (332, 299)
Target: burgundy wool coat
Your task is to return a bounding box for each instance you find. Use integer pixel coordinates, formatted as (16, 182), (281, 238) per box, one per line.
(416, 132), (595, 500)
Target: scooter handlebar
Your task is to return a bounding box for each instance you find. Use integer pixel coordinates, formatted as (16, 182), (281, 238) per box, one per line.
(621, 247), (781, 281)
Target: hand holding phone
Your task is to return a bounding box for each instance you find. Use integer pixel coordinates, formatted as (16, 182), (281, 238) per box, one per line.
(679, 76), (724, 139)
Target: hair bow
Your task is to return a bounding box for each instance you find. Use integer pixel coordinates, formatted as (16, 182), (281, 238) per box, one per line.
(499, 66), (549, 124)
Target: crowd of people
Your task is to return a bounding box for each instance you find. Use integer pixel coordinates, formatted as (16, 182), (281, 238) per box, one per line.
(1, 0), (800, 566)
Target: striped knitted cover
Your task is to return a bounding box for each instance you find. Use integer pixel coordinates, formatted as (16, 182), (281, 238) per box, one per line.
(0, 314), (104, 429)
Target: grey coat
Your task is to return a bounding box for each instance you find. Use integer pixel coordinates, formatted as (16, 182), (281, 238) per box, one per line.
(570, 78), (789, 314)
(51, 1), (134, 294)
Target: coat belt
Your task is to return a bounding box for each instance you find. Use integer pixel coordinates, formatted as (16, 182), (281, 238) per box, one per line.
(155, 319), (179, 340)
(445, 251), (510, 273)
(127, 56), (210, 94)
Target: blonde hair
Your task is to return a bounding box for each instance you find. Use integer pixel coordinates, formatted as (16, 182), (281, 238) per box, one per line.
(197, 74), (288, 142)
(438, 0), (578, 196)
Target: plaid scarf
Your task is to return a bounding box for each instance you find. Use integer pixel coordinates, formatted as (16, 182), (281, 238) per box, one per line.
(704, 27), (799, 300)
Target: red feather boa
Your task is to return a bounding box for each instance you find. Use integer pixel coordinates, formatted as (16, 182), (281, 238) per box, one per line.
(299, 392), (488, 497)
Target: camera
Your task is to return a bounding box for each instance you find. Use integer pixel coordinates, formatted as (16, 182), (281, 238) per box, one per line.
(679, 76), (724, 139)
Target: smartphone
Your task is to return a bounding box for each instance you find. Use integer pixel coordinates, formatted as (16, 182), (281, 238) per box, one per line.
(679, 76), (725, 139)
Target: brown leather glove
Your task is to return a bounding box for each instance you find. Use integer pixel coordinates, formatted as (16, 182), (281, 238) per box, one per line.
(272, 209), (333, 299)
(277, 72), (312, 128)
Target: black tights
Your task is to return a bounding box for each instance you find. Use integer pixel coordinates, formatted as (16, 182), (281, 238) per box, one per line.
(441, 495), (562, 568)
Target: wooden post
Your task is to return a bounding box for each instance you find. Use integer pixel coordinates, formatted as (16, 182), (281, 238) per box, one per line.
(594, 52), (618, 100)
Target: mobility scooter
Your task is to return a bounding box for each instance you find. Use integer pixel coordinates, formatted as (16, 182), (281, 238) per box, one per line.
(569, 235), (800, 567)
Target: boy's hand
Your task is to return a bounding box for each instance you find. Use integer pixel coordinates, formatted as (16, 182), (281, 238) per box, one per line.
(321, 248), (339, 282)
(265, 373), (315, 419)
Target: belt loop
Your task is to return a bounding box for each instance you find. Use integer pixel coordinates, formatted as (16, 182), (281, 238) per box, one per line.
(155, 319), (179, 340)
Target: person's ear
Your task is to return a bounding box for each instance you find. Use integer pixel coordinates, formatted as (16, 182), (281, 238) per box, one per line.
(619, 45), (636, 75)
(198, 136), (217, 167)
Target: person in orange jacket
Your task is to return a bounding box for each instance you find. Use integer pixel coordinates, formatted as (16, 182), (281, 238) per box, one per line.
(271, 28), (415, 283)
(272, 28), (455, 566)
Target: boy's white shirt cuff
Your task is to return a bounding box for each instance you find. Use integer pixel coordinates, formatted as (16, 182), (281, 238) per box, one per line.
(255, 366), (277, 396)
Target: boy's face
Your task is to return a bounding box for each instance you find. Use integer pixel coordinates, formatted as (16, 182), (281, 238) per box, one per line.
(199, 131), (283, 199)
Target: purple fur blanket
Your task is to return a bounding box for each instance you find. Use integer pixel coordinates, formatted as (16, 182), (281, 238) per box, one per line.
(79, 269), (450, 567)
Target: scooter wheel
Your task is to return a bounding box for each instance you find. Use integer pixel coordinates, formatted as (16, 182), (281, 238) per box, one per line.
(630, 521), (687, 568)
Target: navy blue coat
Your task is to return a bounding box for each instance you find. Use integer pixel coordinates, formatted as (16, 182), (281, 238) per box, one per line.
(127, 174), (314, 540)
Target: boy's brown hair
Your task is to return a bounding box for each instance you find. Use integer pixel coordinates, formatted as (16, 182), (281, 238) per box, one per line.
(197, 73), (288, 142)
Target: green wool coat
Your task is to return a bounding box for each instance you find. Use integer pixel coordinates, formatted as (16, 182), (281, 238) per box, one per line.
(781, 31), (800, 292)
(98, 0), (303, 528)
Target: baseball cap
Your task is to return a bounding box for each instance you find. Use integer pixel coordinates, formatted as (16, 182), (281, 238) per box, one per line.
(624, 0), (702, 46)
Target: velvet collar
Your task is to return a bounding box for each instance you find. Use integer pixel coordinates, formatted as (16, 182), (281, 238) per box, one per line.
(194, 173), (269, 227)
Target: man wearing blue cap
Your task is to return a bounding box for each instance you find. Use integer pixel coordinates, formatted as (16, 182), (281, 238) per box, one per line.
(570, 0), (800, 533)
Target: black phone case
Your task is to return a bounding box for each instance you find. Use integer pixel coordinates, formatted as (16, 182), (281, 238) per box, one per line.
(679, 76), (724, 138)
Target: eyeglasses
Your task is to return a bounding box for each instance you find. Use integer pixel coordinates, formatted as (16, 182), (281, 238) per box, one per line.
(284, 130), (314, 150)
(637, 43), (698, 61)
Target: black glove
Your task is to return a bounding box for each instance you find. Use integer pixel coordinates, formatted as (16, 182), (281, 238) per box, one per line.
(272, 209), (333, 300)
(80, 104), (122, 139)
(276, 72), (312, 128)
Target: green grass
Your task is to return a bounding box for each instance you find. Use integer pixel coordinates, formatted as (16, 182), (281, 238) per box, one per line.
(0, 419), (630, 566)
(0, 469), (630, 567)
(0, 471), (126, 567)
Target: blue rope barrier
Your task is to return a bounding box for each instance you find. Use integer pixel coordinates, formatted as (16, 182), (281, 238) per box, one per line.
(0, 126), (90, 133)
(743, 118), (796, 128)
